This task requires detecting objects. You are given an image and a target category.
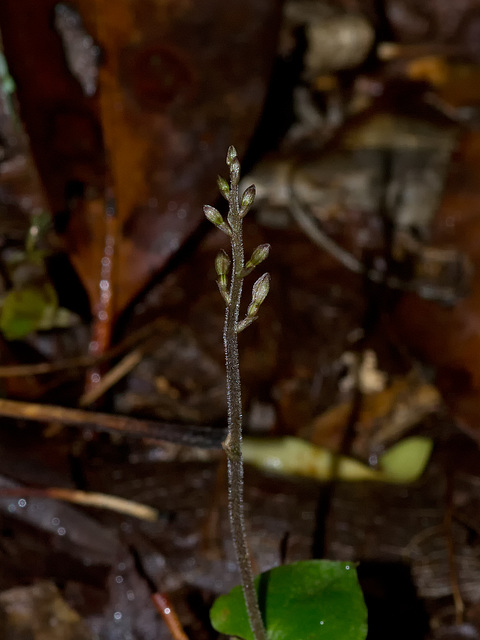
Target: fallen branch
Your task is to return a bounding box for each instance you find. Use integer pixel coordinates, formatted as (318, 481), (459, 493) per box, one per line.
(0, 398), (225, 449)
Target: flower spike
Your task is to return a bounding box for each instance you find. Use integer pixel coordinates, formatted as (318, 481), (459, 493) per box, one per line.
(202, 146), (269, 640)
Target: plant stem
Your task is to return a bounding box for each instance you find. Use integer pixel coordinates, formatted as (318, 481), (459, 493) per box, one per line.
(223, 180), (267, 640)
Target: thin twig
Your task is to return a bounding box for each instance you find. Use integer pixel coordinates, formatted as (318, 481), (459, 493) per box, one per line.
(152, 593), (189, 640)
(0, 397), (225, 448)
(0, 317), (173, 377)
(79, 345), (144, 407)
(288, 172), (382, 280)
(0, 486), (158, 521)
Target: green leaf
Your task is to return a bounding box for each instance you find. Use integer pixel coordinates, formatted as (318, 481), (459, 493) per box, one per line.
(379, 436), (433, 483)
(210, 560), (368, 640)
(0, 283), (58, 340)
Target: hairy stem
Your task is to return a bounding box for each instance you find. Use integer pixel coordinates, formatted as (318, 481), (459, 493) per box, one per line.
(223, 180), (267, 640)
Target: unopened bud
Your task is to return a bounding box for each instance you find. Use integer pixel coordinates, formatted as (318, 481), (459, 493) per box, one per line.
(239, 244), (270, 277)
(251, 272), (270, 304)
(217, 176), (230, 200)
(203, 205), (232, 235)
(230, 157), (241, 186)
(247, 272), (270, 317)
(215, 250), (231, 304)
(247, 243), (270, 268)
(204, 205), (223, 226)
(215, 250), (231, 277)
(240, 185), (256, 216)
(226, 145), (237, 166)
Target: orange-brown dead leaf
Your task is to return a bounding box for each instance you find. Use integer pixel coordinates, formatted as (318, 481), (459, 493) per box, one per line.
(406, 57), (480, 109)
(0, 0), (281, 318)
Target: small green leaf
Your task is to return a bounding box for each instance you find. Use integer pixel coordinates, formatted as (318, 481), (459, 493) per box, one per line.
(0, 283), (58, 340)
(210, 560), (367, 640)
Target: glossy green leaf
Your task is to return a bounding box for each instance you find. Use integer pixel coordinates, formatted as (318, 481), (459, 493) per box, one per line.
(210, 560), (367, 640)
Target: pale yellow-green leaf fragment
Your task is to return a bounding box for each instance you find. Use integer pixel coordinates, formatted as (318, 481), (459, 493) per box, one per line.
(378, 435), (433, 483)
(242, 435), (433, 484)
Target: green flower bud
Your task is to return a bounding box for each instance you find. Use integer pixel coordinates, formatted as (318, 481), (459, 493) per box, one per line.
(215, 250), (231, 277)
(248, 243), (270, 268)
(240, 185), (256, 216)
(204, 205), (224, 226)
(203, 204), (232, 235)
(238, 244), (270, 278)
(217, 175), (230, 200)
(251, 272), (270, 304)
(247, 272), (270, 317)
(226, 145), (237, 165)
(215, 251), (231, 305)
(230, 157), (241, 186)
